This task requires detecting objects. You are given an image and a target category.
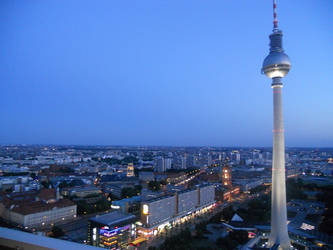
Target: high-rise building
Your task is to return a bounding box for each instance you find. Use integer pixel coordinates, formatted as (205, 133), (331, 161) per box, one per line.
(181, 154), (187, 169)
(155, 157), (165, 172)
(262, 1), (291, 248)
(155, 157), (171, 172)
(231, 150), (241, 163)
(264, 151), (272, 161)
(165, 158), (172, 170)
(207, 153), (212, 166)
(186, 154), (195, 168)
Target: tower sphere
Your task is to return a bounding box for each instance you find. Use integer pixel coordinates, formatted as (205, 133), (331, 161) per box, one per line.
(262, 29), (291, 79)
(262, 51), (291, 79)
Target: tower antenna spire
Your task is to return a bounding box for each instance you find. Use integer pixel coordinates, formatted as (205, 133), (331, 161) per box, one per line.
(273, 0), (278, 30)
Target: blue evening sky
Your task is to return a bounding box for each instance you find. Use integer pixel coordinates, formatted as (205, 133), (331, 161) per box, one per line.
(0, 0), (332, 147)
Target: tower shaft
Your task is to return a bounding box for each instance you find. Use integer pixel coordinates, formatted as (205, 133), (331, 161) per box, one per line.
(268, 77), (290, 249)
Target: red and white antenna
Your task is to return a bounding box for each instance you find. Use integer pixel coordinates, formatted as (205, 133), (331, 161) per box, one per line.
(273, 0), (278, 29)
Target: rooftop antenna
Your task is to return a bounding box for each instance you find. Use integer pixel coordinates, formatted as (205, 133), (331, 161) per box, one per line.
(273, 0), (278, 30)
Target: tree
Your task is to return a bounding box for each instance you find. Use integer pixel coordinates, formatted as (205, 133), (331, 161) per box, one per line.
(164, 225), (169, 237)
(121, 186), (141, 199)
(134, 185), (142, 193)
(5, 187), (13, 194)
(209, 211), (222, 223)
(286, 178), (307, 201)
(159, 228), (192, 250)
(51, 226), (65, 238)
(216, 236), (238, 250)
(249, 184), (267, 194)
(121, 156), (138, 165)
(229, 230), (249, 244)
(41, 181), (51, 189)
(143, 152), (154, 161)
(242, 197), (271, 223)
(195, 222), (208, 238)
(58, 181), (69, 188)
(59, 167), (74, 173)
(317, 185), (333, 235)
(148, 181), (160, 191)
(222, 205), (234, 221)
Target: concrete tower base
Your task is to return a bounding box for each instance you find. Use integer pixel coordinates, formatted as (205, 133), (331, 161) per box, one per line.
(267, 78), (291, 250)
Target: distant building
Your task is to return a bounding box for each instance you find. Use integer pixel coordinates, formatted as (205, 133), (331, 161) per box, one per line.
(126, 163), (135, 177)
(186, 155), (195, 168)
(231, 151), (240, 163)
(138, 171), (155, 182)
(222, 163), (232, 188)
(155, 157), (172, 173)
(165, 172), (187, 185)
(66, 186), (102, 198)
(223, 186), (240, 201)
(233, 179), (264, 192)
(207, 153), (212, 166)
(155, 157), (165, 173)
(102, 184), (124, 199)
(165, 158), (172, 170)
(62, 186), (102, 204)
(181, 155), (187, 170)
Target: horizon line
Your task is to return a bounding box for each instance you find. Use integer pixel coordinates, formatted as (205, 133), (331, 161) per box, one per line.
(1, 144), (332, 149)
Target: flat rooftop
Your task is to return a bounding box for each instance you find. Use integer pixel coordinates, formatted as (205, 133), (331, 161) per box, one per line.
(90, 211), (136, 226)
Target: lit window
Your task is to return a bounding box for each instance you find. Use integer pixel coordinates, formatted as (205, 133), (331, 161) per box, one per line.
(143, 204), (149, 215)
(92, 228), (97, 241)
(300, 223), (315, 230)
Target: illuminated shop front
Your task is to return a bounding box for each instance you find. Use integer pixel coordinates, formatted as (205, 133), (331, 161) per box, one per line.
(88, 211), (137, 249)
(138, 202), (216, 238)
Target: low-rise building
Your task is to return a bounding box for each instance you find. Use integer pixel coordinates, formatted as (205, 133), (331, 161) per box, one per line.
(68, 186), (102, 198)
(138, 171), (154, 182)
(88, 211), (137, 249)
(111, 196), (141, 214)
(0, 189), (77, 229)
(233, 179), (264, 191)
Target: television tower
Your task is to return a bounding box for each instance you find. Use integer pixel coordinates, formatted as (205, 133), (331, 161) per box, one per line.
(262, 0), (291, 249)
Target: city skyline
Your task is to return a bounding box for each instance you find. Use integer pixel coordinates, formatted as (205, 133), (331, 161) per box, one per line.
(0, 1), (332, 248)
(1, 0), (332, 147)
